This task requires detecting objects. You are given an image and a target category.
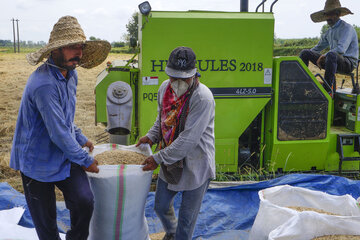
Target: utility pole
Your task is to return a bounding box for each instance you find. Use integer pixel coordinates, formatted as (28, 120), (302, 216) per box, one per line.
(16, 19), (20, 53)
(11, 18), (16, 53)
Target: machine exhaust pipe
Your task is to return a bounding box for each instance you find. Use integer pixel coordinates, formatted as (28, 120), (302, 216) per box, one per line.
(240, 0), (249, 12)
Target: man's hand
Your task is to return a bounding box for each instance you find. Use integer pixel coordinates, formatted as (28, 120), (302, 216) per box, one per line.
(136, 136), (153, 147)
(82, 140), (94, 152)
(316, 55), (326, 69)
(142, 156), (158, 171)
(83, 160), (99, 173)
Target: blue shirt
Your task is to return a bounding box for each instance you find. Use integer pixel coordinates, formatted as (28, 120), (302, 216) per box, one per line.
(312, 19), (359, 68)
(10, 58), (94, 182)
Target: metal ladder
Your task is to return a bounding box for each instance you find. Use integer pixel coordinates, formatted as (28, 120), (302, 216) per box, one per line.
(336, 133), (360, 174)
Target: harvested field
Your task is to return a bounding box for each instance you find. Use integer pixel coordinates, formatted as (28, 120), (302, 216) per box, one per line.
(94, 149), (147, 165)
(312, 236), (360, 240)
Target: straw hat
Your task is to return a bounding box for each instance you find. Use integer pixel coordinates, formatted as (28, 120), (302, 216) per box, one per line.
(26, 16), (111, 69)
(310, 0), (353, 23)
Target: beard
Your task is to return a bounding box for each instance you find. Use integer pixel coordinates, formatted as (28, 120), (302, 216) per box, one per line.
(52, 52), (81, 71)
(326, 18), (337, 26)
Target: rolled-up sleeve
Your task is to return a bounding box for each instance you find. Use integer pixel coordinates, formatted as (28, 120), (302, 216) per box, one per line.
(34, 85), (93, 168)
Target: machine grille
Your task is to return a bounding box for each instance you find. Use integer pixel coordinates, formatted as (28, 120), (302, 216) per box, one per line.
(277, 60), (328, 140)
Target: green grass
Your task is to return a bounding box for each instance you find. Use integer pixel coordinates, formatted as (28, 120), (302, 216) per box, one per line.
(110, 47), (138, 54)
(215, 164), (276, 182)
(215, 150), (360, 182)
(215, 165), (360, 182)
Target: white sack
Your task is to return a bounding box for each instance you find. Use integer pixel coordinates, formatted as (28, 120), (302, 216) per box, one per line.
(87, 144), (153, 240)
(0, 207), (65, 240)
(269, 212), (360, 240)
(248, 185), (360, 240)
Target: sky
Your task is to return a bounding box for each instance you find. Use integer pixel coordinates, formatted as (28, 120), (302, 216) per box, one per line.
(1, 0), (360, 43)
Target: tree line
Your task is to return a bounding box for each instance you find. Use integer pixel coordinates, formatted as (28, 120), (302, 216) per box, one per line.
(0, 40), (46, 47)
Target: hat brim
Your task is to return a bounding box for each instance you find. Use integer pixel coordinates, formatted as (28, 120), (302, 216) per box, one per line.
(165, 66), (197, 79)
(26, 40), (111, 69)
(311, 7), (353, 23)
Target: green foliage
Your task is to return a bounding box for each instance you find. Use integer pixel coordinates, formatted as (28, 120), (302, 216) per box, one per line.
(215, 165), (277, 181)
(112, 41), (126, 48)
(273, 37), (319, 56)
(274, 37), (319, 47)
(126, 12), (139, 42)
(274, 46), (313, 56)
(0, 40), (12, 47)
(89, 36), (101, 41)
(110, 47), (137, 54)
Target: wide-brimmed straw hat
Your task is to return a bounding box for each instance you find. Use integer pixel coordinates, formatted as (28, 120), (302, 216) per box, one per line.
(310, 0), (353, 23)
(26, 16), (111, 69)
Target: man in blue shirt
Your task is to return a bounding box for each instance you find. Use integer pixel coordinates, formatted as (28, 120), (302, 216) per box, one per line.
(299, 0), (359, 92)
(10, 16), (111, 240)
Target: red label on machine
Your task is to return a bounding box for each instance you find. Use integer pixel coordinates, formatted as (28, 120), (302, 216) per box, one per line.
(142, 76), (159, 85)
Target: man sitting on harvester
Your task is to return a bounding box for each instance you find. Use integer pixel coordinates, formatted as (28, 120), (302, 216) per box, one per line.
(299, 0), (359, 94)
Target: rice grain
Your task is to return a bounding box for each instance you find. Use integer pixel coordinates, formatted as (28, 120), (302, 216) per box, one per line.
(94, 150), (147, 165)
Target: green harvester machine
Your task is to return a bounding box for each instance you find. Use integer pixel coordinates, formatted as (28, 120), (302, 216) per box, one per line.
(94, 0), (360, 175)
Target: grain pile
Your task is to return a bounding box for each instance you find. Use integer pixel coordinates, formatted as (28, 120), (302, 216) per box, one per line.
(312, 236), (360, 240)
(94, 150), (147, 165)
(287, 207), (360, 240)
(287, 206), (337, 215)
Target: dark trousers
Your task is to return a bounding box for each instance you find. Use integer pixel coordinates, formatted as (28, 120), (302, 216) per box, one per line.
(21, 163), (94, 240)
(299, 49), (353, 89)
(154, 178), (210, 240)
